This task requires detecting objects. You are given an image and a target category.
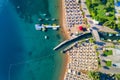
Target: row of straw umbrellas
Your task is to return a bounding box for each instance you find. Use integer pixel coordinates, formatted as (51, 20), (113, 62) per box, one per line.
(65, 0), (77, 2)
(65, 69), (90, 80)
(68, 43), (98, 69)
(64, 0), (83, 28)
(68, 58), (98, 70)
(64, 43), (98, 80)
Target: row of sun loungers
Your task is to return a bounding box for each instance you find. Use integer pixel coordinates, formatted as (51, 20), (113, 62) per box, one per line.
(64, 43), (98, 80)
(63, 0), (98, 79)
(65, 71), (91, 80)
(63, 0), (83, 28)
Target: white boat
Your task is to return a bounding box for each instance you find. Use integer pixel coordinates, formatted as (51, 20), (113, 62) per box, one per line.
(45, 36), (48, 39)
(52, 18), (56, 21)
(45, 18), (49, 21)
(53, 27), (57, 30)
(43, 14), (47, 16)
(35, 24), (42, 30)
(38, 18), (42, 21)
(17, 6), (20, 9)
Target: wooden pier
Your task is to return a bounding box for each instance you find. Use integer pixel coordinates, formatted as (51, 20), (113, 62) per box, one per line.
(91, 29), (101, 42)
(53, 32), (90, 50)
(53, 29), (101, 50)
(35, 24), (60, 30)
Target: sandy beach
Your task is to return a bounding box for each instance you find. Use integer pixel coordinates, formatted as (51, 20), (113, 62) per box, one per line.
(59, 0), (70, 80)
(59, 54), (70, 80)
(59, 0), (71, 40)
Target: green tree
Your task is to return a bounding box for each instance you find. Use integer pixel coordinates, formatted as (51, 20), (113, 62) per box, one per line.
(118, 17), (120, 22)
(89, 38), (95, 43)
(88, 71), (100, 80)
(113, 74), (120, 80)
(103, 21), (110, 26)
(91, 11), (96, 19)
(82, 12), (85, 18)
(118, 24), (120, 29)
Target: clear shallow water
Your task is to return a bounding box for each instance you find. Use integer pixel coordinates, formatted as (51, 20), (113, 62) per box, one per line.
(0, 0), (65, 80)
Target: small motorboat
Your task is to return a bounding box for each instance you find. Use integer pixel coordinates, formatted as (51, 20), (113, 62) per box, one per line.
(45, 36), (48, 39)
(43, 14), (47, 16)
(45, 18), (49, 21)
(38, 18), (42, 21)
(17, 6), (20, 9)
(51, 18), (56, 21)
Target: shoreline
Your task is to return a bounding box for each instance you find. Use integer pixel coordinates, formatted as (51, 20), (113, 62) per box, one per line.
(59, 0), (70, 80)
(59, 0), (70, 40)
(59, 53), (69, 80)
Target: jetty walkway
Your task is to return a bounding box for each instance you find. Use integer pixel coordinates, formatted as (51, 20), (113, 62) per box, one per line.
(91, 29), (101, 42)
(53, 32), (90, 50)
(35, 24), (60, 30)
(53, 29), (101, 50)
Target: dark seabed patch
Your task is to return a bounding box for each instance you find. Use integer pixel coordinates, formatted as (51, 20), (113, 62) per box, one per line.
(10, 0), (51, 23)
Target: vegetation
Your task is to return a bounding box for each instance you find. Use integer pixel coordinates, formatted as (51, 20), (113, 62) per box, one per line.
(103, 50), (113, 56)
(113, 74), (120, 80)
(88, 71), (120, 80)
(89, 38), (95, 43)
(83, 18), (88, 24)
(105, 45), (115, 48)
(105, 60), (112, 67)
(88, 71), (100, 80)
(96, 51), (99, 56)
(87, 24), (90, 28)
(82, 11), (85, 18)
(86, 0), (120, 30)
(118, 40), (120, 43)
(98, 57), (101, 67)
(94, 45), (98, 50)
(118, 17), (120, 22)
(88, 71), (114, 80)
(78, 0), (81, 3)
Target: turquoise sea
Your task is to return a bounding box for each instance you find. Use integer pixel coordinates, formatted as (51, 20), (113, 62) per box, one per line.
(0, 0), (65, 80)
